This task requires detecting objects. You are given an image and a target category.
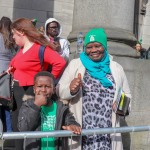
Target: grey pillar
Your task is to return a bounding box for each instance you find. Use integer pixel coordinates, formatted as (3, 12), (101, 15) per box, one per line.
(69, 0), (135, 34)
(68, 0), (137, 58)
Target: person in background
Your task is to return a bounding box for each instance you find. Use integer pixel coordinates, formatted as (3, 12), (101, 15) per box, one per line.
(18, 71), (81, 150)
(135, 42), (147, 59)
(0, 16), (17, 132)
(45, 18), (70, 62)
(7, 18), (66, 150)
(57, 28), (131, 150)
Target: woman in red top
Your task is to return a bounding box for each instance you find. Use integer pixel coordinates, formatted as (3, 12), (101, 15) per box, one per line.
(8, 18), (66, 150)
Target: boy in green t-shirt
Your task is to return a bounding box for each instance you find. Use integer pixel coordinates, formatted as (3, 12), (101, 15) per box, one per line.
(18, 71), (81, 150)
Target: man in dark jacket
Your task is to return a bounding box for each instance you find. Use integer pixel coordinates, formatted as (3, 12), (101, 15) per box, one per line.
(18, 71), (81, 150)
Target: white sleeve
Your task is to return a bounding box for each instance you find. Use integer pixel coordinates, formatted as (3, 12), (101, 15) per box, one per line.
(59, 38), (70, 62)
(56, 59), (78, 100)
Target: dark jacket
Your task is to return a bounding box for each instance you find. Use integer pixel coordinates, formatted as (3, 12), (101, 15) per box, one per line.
(18, 99), (80, 150)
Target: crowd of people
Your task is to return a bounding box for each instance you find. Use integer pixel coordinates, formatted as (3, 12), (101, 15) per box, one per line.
(0, 16), (132, 150)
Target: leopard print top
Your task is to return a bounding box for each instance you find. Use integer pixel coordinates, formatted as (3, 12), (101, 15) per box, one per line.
(82, 71), (116, 150)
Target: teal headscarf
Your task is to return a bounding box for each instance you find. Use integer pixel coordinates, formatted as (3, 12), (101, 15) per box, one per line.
(80, 28), (112, 87)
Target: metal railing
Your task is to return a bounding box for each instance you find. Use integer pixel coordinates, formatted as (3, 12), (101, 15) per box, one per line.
(0, 125), (150, 149)
(1, 125), (150, 139)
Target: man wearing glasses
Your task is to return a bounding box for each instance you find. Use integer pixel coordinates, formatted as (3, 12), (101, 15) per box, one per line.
(45, 18), (70, 62)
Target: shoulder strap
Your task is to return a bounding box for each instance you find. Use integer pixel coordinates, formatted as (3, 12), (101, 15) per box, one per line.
(0, 71), (8, 79)
(39, 45), (45, 70)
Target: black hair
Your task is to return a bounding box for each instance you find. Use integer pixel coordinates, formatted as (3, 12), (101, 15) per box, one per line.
(34, 71), (55, 86)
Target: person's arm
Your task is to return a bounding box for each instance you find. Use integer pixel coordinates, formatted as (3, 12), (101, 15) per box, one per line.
(114, 63), (131, 113)
(18, 88), (53, 131)
(121, 67), (132, 112)
(44, 47), (66, 79)
(6, 56), (16, 74)
(59, 39), (70, 62)
(62, 108), (81, 135)
(113, 62), (131, 99)
(18, 100), (40, 131)
(56, 59), (81, 100)
(121, 67), (131, 99)
(111, 61), (132, 113)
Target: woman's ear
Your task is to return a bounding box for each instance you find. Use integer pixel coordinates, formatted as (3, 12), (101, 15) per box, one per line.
(20, 31), (25, 36)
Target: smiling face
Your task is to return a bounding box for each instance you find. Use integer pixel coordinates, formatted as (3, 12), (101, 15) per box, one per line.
(34, 76), (54, 100)
(85, 42), (105, 61)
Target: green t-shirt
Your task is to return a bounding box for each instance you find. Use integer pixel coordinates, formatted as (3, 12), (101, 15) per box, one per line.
(41, 101), (57, 150)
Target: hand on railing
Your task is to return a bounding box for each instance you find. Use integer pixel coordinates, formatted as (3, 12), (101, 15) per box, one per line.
(62, 125), (81, 135)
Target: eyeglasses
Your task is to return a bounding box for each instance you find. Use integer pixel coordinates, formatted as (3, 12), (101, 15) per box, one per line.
(48, 26), (59, 30)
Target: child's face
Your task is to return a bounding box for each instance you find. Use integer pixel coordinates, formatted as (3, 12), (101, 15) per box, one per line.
(34, 76), (54, 99)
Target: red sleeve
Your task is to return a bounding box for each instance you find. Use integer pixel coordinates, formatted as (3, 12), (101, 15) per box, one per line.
(10, 57), (15, 65)
(44, 47), (66, 79)
(9, 48), (22, 68)
(9, 55), (16, 73)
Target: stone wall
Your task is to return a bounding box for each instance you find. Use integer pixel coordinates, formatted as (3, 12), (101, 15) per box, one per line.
(0, 0), (74, 38)
(114, 56), (150, 150)
(142, 1), (150, 49)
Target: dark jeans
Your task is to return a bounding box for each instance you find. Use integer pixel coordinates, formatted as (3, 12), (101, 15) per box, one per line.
(11, 81), (34, 150)
(0, 106), (12, 132)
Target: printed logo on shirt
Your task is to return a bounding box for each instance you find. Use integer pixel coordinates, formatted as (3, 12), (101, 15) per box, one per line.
(41, 113), (56, 131)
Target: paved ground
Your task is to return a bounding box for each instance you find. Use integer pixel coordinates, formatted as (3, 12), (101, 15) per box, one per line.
(0, 140), (15, 150)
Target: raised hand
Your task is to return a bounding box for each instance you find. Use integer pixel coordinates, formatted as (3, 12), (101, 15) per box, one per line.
(69, 73), (82, 95)
(53, 37), (61, 53)
(6, 66), (14, 74)
(34, 93), (48, 107)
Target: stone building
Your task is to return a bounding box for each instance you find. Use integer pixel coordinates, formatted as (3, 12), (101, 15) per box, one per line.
(0, 0), (74, 38)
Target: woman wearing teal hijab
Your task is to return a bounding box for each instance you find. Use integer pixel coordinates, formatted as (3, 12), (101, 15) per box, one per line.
(57, 28), (131, 150)
(80, 28), (112, 87)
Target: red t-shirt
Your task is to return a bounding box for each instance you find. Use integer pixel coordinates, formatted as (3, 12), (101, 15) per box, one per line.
(10, 43), (66, 86)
